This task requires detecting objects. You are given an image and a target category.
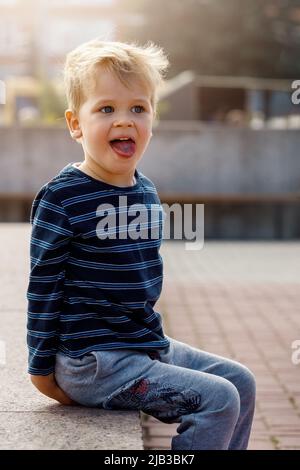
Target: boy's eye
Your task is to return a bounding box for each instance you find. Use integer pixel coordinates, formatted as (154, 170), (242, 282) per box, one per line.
(99, 105), (145, 114)
(100, 106), (113, 113)
(132, 105), (145, 113)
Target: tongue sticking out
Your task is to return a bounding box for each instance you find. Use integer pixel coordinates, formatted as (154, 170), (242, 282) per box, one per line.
(110, 139), (136, 157)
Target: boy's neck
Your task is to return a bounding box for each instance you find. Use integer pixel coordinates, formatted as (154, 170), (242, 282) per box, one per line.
(75, 161), (136, 187)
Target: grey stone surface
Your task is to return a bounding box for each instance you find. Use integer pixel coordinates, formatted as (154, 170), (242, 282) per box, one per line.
(0, 409), (143, 450)
(0, 224), (143, 449)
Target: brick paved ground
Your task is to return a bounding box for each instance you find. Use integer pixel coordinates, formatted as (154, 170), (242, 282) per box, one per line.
(142, 241), (300, 450)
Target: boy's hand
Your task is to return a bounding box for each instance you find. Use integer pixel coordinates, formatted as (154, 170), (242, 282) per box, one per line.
(30, 373), (78, 406)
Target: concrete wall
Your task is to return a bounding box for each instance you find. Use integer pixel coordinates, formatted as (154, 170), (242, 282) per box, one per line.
(0, 123), (299, 194)
(142, 122), (300, 195)
(0, 126), (83, 193)
(0, 123), (299, 238)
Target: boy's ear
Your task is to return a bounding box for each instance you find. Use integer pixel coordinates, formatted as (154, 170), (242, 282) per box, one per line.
(65, 109), (82, 140)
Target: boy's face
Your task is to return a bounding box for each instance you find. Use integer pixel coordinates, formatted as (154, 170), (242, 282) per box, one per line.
(66, 66), (154, 184)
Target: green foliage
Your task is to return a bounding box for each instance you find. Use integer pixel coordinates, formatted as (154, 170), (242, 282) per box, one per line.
(39, 79), (67, 125)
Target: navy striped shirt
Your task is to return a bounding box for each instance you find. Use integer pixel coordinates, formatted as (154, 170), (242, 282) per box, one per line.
(26, 163), (170, 375)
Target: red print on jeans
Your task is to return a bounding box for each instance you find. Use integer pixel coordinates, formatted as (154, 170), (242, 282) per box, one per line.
(131, 378), (149, 395)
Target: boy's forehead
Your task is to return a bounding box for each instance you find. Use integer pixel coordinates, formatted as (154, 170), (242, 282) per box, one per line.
(89, 66), (152, 102)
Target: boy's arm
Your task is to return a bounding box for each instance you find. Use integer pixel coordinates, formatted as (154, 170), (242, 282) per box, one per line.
(27, 187), (73, 378)
(30, 373), (77, 405)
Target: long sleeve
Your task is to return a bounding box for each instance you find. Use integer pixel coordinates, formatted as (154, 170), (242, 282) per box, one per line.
(26, 186), (73, 375)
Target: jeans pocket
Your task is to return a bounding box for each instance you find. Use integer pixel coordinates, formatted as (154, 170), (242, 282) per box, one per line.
(55, 352), (99, 405)
(158, 340), (172, 364)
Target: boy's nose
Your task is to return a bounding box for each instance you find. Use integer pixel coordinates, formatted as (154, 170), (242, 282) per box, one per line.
(113, 116), (134, 128)
(113, 121), (134, 127)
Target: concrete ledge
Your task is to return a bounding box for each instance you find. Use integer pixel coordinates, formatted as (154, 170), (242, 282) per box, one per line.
(0, 363), (144, 450)
(0, 365), (144, 450)
(0, 407), (143, 450)
(0, 349), (143, 450)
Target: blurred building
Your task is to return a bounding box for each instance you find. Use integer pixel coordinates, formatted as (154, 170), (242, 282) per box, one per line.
(0, 1), (299, 239)
(0, 0), (117, 77)
(0, 0), (135, 124)
(158, 71), (299, 128)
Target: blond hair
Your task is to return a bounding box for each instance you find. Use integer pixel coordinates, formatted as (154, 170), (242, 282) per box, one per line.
(63, 38), (169, 117)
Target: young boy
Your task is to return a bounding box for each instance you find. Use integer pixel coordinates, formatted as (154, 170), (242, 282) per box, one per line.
(27, 39), (256, 450)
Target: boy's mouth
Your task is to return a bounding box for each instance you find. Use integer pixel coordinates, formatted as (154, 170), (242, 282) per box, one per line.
(109, 138), (136, 157)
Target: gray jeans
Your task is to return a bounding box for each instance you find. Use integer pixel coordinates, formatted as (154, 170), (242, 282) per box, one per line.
(55, 336), (256, 450)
